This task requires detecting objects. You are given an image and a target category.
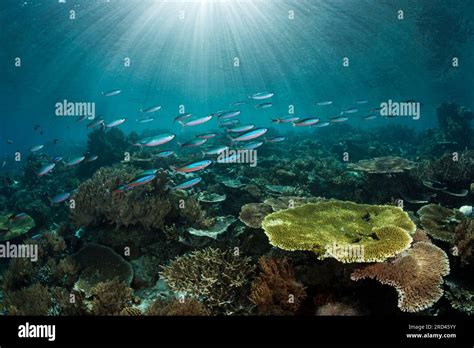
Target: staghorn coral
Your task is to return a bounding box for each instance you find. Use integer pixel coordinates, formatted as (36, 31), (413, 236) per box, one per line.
(89, 278), (134, 315)
(5, 283), (52, 316)
(347, 156), (416, 174)
(250, 257), (306, 315)
(159, 248), (255, 313)
(417, 204), (464, 244)
(351, 242), (450, 313)
(453, 219), (474, 267)
(146, 298), (211, 316)
(262, 201), (415, 263)
(239, 203), (273, 229)
(71, 166), (172, 230)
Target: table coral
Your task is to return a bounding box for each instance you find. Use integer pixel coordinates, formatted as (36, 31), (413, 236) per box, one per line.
(347, 156), (416, 174)
(0, 212), (35, 241)
(261, 201), (415, 263)
(351, 241), (450, 312)
(417, 204), (464, 243)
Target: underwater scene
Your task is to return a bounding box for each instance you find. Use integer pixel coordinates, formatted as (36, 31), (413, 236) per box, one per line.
(0, 0), (473, 322)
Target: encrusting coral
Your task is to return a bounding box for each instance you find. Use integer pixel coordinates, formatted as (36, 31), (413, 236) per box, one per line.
(351, 241), (450, 313)
(249, 257), (306, 315)
(417, 204), (464, 243)
(261, 201), (415, 263)
(159, 248), (255, 314)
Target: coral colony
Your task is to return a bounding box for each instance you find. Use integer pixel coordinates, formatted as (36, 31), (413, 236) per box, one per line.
(0, 0), (473, 326)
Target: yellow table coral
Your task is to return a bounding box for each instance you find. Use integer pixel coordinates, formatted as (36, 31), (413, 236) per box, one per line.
(261, 200), (415, 263)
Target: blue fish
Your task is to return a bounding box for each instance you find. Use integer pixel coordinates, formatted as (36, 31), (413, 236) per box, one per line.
(173, 177), (202, 190)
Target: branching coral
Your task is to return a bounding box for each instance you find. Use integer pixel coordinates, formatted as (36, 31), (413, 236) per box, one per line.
(159, 248), (255, 313)
(249, 257), (306, 315)
(453, 219), (474, 267)
(262, 201), (415, 263)
(351, 242), (450, 313)
(89, 278), (134, 315)
(71, 166), (172, 230)
(5, 284), (52, 315)
(146, 298), (211, 316)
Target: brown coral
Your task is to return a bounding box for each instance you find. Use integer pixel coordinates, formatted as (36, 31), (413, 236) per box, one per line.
(5, 284), (52, 315)
(250, 257), (306, 315)
(417, 204), (464, 243)
(239, 203), (273, 229)
(71, 166), (173, 230)
(351, 242), (450, 312)
(89, 278), (134, 315)
(159, 248), (255, 314)
(146, 298), (211, 316)
(454, 219), (474, 267)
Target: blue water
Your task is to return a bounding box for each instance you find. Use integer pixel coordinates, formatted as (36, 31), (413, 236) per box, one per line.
(1, 0), (473, 160)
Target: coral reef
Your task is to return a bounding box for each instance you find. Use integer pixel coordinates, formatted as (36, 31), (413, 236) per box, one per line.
(453, 219), (474, 267)
(444, 280), (474, 315)
(186, 215), (236, 240)
(159, 248), (255, 314)
(146, 298), (211, 316)
(89, 278), (135, 315)
(250, 257), (306, 315)
(262, 201), (415, 263)
(417, 204), (465, 243)
(351, 242), (450, 312)
(5, 283), (52, 315)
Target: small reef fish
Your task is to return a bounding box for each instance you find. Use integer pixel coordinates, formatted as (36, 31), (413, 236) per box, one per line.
(174, 113), (192, 123)
(196, 132), (218, 139)
(272, 116), (300, 124)
(135, 133), (176, 147)
(85, 155), (99, 162)
(126, 174), (156, 189)
(371, 106), (383, 112)
(173, 177), (202, 190)
(38, 163), (56, 176)
(172, 160), (212, 173)
(179, 115), (213, 127)
(105, 118), (126, 128)
(77, 115), (87, 123)
(9, 213), (28, 221)
(229, 128), (268, 142)
(218, 110), (241, 120)
(137, 117), (154, 123)
(140, 105), (161, 113)
(330, 116), (349, 123)
(50, 192), (71, 204)
(102, 89), (122, 97)
(293, 118), (320, 127)
(231, 101), (247, 107)
(314, 122), (330, 128)
(52, 155), (63, 163)
(137, 169), (158, 177)
(154, 150), (175, 158)
(317, 101), (333, 106)
(355, 99), (369, 104)
(87, 118), (105, 129)
(361, 114), (377, 120)
(241, 141), (264, 150)
(343, 108), (359, 114)
(30, 145), (44, 152)
(66, 156), (85, 167)
(7, 139), (13, 144)
(256, 103), (272, 109)
(179, 138), (208, 148)
(219, 119), (239, 127)
(249, 92), (274, 100)
(266, 136), (286, 143)
(203, 146), (229, 156)
(34, 124), (41, 131)
(227, 124), (255, 133)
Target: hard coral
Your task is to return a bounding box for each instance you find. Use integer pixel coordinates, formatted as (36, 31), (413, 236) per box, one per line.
(146, 298), (211, 316)
(347, 156), (416, 174)
(262, 201), (415, 263)
(351, 242), (450, 313)
(159, 248), (255, 314)
(239, 203), (273, 229)
(250, 257), (306, 315)
(5, 283), (52, 315)
(417, 204), (464, 244)
(453, 219), (474, 267)
(89, 278), (134, 315)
